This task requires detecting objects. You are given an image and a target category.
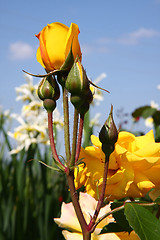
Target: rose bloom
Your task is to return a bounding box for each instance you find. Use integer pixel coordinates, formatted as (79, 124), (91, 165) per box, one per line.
(54, 192), (139, 240)
(74, 130), (160, 200)
(36, 22), (81, 71)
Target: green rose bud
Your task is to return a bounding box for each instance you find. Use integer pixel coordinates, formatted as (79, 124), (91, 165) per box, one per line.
(38, 75), (60, 101)
(70, 89), (93, 115)
(70, 94), (85, 109)
(99, 105), (118, 157)
(43, 99), (56, 112)
(65, 60), (89, 95)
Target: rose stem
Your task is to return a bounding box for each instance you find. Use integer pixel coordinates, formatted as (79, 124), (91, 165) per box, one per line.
(75, 113), (84, 163)
(47, 111), (65, 169)
(70, 108), (79, 166)
(88, 156), (109, 231)
(63, 87), (71, 162)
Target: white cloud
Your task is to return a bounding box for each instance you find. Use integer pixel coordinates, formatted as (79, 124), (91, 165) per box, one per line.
(98, 28), (160, 46)
(81, 43), (109, 56)
(9, 41), (35, 60)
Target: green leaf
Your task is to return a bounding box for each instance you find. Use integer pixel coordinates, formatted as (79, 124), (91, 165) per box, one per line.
(101, 222), (125, 233)
(111, 202), (132, 233)
(155, 196), (160, 204)
(124, 203), (160, 240)
(153, 111), (160, 125)
(132, 106), (157, 119)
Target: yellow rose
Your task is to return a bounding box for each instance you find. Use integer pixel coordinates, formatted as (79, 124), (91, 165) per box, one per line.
(36, 22), (82, 71)
(75, 130), (160, 200)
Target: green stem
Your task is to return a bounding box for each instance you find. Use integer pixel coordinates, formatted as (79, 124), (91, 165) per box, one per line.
(48, 112), (65, 170)
(75, 114), (84, 163)
(63, 87), (71, 162)
(70, 109), (79, 166)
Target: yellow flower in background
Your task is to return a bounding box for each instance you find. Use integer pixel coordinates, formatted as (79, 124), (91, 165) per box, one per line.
(75, 130), (160, 200)
(36, 22), (82, 71)
(54, 192), (139, 240)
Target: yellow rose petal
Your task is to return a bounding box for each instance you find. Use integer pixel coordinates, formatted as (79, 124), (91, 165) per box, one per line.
(91, 135), (102, 148)
(135, 130), (155, 149)
(65, 23), (81, 61)
(134, 171), (155, 192)
(46, 23), (68, 69)
(36, 47), (45, 69)
(135, 142), (160, 158)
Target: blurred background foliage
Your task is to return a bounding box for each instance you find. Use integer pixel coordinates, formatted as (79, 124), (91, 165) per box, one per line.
(0, 106), (69, 240)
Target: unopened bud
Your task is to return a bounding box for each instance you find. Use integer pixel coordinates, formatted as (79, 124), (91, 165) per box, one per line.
(65, 60), (89, 95)
(70, 89), (93, 115)
(38, 75), (60, 101)
(71, 95), (84, 109)
(78, 102), (90, 115)
(85, 89), (93, 104)
(43, 99), (56, 112)
(99, 105), (118, 157)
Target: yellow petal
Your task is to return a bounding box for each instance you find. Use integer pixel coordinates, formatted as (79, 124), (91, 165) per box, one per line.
(109, 152), (119, 170)
(134, 171), (155, 192)
(54, 202), (81, 232)
(97, 231), (140, 240)
(36, 47), (45, 68)
(135, 130), (155, 149)
(46, 22), (69, 69)
(135, 142), (160, 157)
(118, 131), (136, 153)
(116, 231), (140, 240)
(62, 230), (83, 240)
(126, 152), (160, 170)
(38, 27), (54, 71)
(91, 135), (102, 148)
(126, 182), (143, 198)
(65, 23), (82, 61)
(144, 165), (160, 186)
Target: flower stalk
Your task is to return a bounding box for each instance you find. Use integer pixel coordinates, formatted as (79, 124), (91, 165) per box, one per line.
(75, 114), (84, 163)
(88, 155), (109, 232)
(63, 87), (71, 162)
(70, 109), (79, 166)
(47, 111), (66, 170)
(66, 169), (88, 238)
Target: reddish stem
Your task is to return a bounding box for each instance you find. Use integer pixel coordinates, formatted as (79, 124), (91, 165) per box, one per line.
(48, 111), (66, 170)
(66, 170), (90, 239)
(88, 157), (109, 232)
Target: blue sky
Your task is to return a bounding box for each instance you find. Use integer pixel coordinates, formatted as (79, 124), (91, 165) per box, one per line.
(1, 0), (160, 131)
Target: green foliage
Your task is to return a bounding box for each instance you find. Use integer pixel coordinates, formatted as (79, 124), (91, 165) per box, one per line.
(0, 119), (69, 240)
(83, 111), (93, 148)
(132, 106), (157, 119)
(101, 201), (132, 234)
(125, 203), (160, 240)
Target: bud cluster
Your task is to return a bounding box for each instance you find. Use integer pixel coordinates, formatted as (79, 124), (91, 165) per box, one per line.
(36, 46), (95, 115)
(38, 75), (60, 112)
